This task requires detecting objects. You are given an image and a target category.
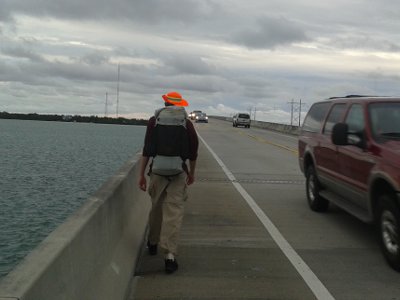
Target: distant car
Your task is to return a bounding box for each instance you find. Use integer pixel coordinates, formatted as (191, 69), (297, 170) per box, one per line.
(233, 113), (251, 128)
(298, 95), (400, 271)
(195, 112), (208, 123)
(190, 110), (202, 120)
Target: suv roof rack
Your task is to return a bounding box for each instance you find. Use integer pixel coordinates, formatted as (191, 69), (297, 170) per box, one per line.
(328, 95), (373, 99)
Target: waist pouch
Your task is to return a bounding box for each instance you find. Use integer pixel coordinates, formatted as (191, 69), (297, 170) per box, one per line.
(152, 155), (183, 176)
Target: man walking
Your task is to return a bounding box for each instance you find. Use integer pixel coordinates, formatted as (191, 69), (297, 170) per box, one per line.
(138, 91), (198, 274)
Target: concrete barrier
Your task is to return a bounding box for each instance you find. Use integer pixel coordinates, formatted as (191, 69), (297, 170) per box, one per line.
(210, 116), (299, 135)
(250, 120), (299, 135)
(0, 154), (151, 300)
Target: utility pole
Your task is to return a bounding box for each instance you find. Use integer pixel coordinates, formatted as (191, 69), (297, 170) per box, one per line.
(298, 99), (306, 126)
(298, 99), (302, 127)
(105, 92), (108, 117)
(288, 99), (295, 126)
(288, 99), (306, 126)
(116, 64), (120, 118)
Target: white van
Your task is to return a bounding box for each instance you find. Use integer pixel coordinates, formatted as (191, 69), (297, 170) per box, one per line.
(232, 113), (251, 128)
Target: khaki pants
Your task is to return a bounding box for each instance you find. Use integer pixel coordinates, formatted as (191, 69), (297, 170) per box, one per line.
(148, 172), (188, 255)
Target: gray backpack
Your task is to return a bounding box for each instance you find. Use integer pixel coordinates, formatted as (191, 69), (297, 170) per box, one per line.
(151, 107), (189, 176)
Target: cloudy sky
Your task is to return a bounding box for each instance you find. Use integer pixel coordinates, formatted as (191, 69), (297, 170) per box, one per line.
(1, 0), (400, 123)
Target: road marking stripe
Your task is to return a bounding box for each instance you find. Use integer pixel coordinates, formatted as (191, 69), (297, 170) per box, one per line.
(233, 129), (298, 155)
(198, 134), (335, 300)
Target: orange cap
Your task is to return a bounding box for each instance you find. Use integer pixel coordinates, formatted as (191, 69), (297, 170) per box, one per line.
(162, 91), (188, 106)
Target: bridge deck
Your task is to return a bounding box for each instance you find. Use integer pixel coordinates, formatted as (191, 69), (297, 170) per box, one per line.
(129, 141), (315, 300)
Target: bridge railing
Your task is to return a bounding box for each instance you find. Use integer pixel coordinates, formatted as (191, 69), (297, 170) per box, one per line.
(209, 116), (299, 135)
(0, 154), (151, 300)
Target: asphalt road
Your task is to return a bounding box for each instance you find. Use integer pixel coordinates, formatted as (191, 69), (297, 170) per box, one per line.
(132, 117), (400, 300)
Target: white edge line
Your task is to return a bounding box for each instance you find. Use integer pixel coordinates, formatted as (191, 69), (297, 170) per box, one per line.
(198, 133), (335, 300)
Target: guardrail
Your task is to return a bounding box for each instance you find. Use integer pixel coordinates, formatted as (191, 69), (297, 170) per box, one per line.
(209, 116), (299, 135)
(0, 154), (151, 300)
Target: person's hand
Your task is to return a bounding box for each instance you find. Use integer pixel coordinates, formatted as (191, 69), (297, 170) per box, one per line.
(139, 175), (147, 191)
(186, 173), (195, 185)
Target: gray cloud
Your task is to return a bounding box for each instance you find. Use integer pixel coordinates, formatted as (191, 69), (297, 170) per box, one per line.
(78, 51), (111, 65)
(0, 0), (218, 24)
(161, 54), (217, 75)
(2, 45), (45, 62)
(330, 34), (400, 52)
(0, 35), (46, 62)
(231, 16), (310, 49)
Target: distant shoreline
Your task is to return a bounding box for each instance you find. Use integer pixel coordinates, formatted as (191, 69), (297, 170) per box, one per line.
(0, 111), (148, 126)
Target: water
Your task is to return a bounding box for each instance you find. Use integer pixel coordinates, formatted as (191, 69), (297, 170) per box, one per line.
(0, 119), (145, 278)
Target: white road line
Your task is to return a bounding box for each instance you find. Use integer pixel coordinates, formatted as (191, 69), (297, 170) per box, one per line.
(198, 134), (335, 300)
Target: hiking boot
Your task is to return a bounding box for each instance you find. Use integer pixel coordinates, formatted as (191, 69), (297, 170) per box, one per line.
(165, 259), (178, 274)
(147, 241), (157, 255)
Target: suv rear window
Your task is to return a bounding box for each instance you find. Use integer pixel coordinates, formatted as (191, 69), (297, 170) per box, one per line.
(323, 104), (346, 134)
(345, 104), (364, 132)
(238, 114), (250, 119)
(302, 102), (330, 133)
(369, 102), (400, 141)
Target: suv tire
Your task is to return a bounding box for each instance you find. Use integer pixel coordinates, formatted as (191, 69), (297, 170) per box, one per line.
(378, 194), (400, 271)
(306, 165), (329, 212)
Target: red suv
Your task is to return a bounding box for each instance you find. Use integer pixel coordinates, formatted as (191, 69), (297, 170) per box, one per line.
(298, 95), (400, 271)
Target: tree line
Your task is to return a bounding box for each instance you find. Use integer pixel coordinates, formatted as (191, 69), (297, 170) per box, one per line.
(0, 111), (148, 126)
